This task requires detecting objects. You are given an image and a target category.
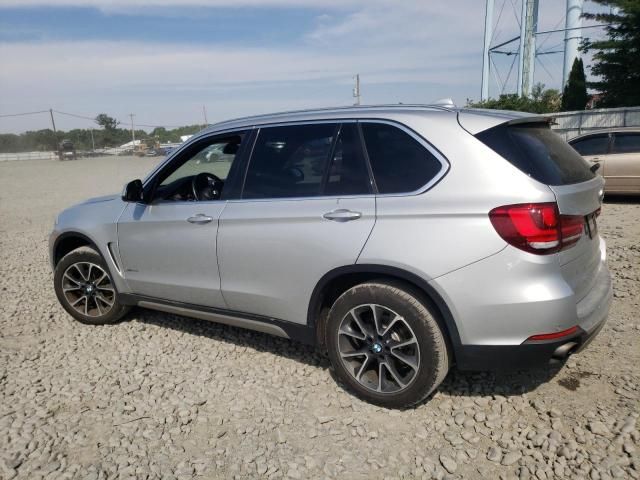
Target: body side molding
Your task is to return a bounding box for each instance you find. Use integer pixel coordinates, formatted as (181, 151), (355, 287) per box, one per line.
(119, 294), (316, 345)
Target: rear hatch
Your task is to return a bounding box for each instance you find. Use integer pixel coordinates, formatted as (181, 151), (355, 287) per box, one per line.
(472, 116), (605, 303)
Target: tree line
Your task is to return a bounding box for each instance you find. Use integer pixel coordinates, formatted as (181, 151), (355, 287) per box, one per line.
(0, 118), (203, 154)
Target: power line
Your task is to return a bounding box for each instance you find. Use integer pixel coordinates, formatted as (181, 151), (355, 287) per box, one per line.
(53, 109), (184, 128)
(53, 110), (95, 121)
(0, 110), (48, 118)
(536, 13), (566, 51)
(536, 23), (613, 36)
(132, 121), (185, 128)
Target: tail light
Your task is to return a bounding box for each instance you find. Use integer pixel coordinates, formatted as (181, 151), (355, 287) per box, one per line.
(489, 202), (584, 255)
(526, 325), (579, 341)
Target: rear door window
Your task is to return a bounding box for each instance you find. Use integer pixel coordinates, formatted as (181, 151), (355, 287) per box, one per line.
(242, 123), (374, 199)
(570, 135), (610, 156)
(325, 123), (371, 196)
(361, 123), (443, 194)
(612, 133), (640, 154)
(243, 124), (336, 199)
(476, 123), (596, 185)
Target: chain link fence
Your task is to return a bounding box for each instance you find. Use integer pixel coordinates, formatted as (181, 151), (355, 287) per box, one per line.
(549, 106), (640, 140)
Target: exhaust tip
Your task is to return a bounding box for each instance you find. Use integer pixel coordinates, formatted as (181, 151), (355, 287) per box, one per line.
(551, 341), (579, 362)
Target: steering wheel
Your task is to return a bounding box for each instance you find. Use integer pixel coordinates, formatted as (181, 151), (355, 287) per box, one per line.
(192, 172), (223, 201)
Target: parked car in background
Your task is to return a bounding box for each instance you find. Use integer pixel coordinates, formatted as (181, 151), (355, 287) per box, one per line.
(49, 105), (612, 408)
(569, 128), (640, 195)
(58, 139), (77, 160)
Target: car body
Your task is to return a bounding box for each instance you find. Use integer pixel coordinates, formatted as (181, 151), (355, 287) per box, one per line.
(569, 127), (640, 195)
(50, 105), (612, 407)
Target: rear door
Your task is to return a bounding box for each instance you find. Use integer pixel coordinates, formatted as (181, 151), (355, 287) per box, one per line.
(217, 122), (376, 324)
(607, 132), (640, 193)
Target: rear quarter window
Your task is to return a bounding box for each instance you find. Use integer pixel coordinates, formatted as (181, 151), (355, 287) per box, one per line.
(476, 123), (596, 186)
(361, 122), (444, 194)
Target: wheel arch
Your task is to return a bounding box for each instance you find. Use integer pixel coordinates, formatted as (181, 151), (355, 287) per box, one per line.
(52, 232), (100, 266)
(308, 264), (462, 362)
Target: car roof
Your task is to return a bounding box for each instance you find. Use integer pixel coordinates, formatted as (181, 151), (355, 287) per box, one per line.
(569, 127), (640, 142)
(199, 104), (538, 136)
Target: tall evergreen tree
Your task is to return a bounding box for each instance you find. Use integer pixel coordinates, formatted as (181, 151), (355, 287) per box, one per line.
(581, 0), (640, 107)
(562, 58), (589, 111)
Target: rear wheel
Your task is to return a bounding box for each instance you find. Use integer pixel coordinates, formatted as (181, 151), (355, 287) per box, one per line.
(54, 247), (130, 325)
(326, 281), (449, 408)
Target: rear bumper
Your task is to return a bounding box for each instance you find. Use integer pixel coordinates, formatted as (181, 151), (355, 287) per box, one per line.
(455, 262), (612, 371)
(455, 320), (607, 371)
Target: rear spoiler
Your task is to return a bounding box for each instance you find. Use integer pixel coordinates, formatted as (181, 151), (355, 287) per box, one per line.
(457, 108), (555, 135)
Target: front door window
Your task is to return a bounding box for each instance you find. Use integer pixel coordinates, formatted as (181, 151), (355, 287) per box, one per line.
(153, 135), (242, 202)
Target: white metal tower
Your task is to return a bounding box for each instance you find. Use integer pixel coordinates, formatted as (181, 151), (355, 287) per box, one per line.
(562, 0), (584, 88)
(517, 0), (539, 97)
(481, 0), (584, 100)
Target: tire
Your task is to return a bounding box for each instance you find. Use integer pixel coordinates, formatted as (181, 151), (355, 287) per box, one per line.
(326, 281), (450, 408)
(53, 246), (130, 325)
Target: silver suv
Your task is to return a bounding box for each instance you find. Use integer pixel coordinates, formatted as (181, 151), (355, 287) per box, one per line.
(50, 105), (612, 408)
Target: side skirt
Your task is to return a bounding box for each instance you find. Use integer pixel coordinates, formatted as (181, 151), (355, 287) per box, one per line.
(119, 294), (316, 346)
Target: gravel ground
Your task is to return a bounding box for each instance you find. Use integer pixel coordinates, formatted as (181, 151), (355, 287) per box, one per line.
(0, 156), (638, 480)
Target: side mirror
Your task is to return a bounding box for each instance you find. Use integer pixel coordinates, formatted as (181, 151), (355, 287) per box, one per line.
(122, 179), (144, 202)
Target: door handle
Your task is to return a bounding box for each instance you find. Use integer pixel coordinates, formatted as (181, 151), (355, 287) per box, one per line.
(323, 209), (362, 222)
(187, 214), (214, 224)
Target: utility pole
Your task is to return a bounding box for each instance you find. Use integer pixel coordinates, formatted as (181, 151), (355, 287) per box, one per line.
(129, 113), (136, 145)
(49, 108), (58, 153)
(202, 105), (209, 127)
(353, 74), (361, 106)
(481, 0), (495, 101)
(90, 129), (95, 152)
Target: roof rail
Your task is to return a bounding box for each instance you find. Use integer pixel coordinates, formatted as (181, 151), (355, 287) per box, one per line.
(206, 103), (457, 128)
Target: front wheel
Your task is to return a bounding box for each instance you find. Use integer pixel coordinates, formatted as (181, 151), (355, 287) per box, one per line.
(326, 281), (450, 408)
(54, 246), (130, 325)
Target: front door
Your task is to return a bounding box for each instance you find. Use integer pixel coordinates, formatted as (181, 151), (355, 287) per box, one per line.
(218, 122), (376, 324)
(117, 133), (246, 307)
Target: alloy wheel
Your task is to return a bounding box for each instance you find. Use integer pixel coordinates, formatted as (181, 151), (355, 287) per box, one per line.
(337, 304), (420, 394)
(61, 262), (115, 317)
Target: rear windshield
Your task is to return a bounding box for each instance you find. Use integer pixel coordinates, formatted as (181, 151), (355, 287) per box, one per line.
(476, 123), (596, 185)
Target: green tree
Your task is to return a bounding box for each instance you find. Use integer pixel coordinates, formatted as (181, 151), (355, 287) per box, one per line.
(562, 58), (589, 111)
(94, 113), (119, 131)
(467, 83), (561, 113)
(0, 134), (21, 152)
(150, 127), (169, 142)
(581, 0), (640, 107)
(94, 113), (121, 146)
